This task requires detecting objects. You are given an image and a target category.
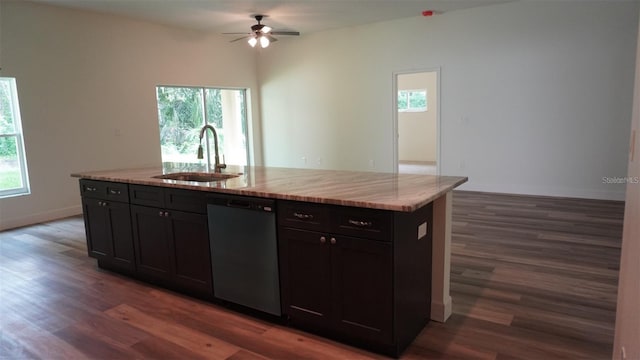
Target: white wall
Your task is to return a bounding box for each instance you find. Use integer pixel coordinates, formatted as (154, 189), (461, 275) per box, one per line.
(0, 1), (260, 230)
(613, 8), (640, 360)
(398, 72), (437, 163)
(259, 1), (638, 200)
(1, 1), (637, 230)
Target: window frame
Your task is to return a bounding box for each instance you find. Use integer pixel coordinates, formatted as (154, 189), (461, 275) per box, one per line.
(155, 85), (250, 167)
(397, 89), (428, 113)
(0, 77), (30, 198)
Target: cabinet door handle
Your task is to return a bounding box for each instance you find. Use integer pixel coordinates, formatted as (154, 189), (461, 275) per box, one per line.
(320, 236), (326, 244)
(348, 219), (373, 228)
(164, 211), (170, 217)
(102, 201), (108, 207)
(293, 212), (314, 220)
(109, 189), (121, 195)
(159, 211), (164, 217)
(98, 201), (103, 206)
(330, 237), (336, 245)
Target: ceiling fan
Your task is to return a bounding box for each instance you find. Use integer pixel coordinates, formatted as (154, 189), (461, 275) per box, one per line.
(224, 15), (300, 48)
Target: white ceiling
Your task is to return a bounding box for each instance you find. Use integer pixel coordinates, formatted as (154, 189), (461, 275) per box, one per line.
(31, 0), (511, 35)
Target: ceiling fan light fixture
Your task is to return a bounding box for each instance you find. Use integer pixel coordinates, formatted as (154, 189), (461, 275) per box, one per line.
(225, 14), (298, 48)
(260, 36), (270, 48)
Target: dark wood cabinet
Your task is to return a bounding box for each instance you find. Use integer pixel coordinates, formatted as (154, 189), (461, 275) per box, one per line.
(80, 180), (135, 273)
(129, 185), (212, 298)
(332, 234), (393, 344)
(130, 204), (172, 279)
(279, 228), (332, 330)
(279, 228), (393, 344)
(278, 200), (432, 356)
(169, 209), (210, 294)
(78, 178), (434, 357)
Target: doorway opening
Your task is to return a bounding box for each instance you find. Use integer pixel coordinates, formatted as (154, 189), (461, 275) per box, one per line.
(393, 69), (440, 175)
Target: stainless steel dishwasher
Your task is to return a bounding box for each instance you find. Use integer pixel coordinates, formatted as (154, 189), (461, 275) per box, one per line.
(207, 194), (280, 316)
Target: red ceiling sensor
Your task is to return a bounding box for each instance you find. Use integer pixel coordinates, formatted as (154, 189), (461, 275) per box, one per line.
(422, 10), (434, 17)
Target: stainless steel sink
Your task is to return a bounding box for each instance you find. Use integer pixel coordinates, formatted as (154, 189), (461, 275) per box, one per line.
(153, 172), (241, 182)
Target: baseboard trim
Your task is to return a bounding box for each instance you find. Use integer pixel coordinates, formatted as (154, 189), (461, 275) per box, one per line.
(430, 295), (452, 323)
(456, 183), (626, 201)
(0, 205), (82, 231)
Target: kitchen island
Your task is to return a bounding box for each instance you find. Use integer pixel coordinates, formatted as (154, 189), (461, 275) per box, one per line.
(72, 163), (467, 356)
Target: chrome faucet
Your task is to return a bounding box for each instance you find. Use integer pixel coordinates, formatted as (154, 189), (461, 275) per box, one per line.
(197, 125), (226, 172)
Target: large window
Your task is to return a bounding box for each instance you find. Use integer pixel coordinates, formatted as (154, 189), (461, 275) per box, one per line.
(0, 78), (30, 198)
(156, 86), (249, 166)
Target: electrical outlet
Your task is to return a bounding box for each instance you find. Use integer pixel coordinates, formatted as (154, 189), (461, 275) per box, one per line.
(418, 222), (427, 239)
(301, 156), (307, 165)
(459, 160), (466, 170)
(369, 159), (375, 169)
(317, 157), (323, 165)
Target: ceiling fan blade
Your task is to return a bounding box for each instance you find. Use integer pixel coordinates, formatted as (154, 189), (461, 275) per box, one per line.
(271, 31), (300, 36)
(230, 35), (252, 43)
(223, 32), (251, 35)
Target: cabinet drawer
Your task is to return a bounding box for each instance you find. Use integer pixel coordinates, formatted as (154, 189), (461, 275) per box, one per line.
(129, 185), (164, 208)
(278, 201), (330, 232)
(165, 188), (207, 214)
(80, 179), (129, 202)
(130, 185), (207, 214)
(331, 207), (393, 241)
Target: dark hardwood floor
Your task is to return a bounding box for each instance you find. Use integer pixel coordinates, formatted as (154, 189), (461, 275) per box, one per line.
(0, 191), (624, 359)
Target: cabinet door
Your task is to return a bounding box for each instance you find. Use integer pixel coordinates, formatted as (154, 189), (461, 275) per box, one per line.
(168, 210), (212, 296)
(82, 197), (111, 259)
(332, 235), (393, 345)
(131, 205), (172, 280)
(279, 228), (332, 330)
(108, 200), (135, 271)
(82, 198), (135, 272)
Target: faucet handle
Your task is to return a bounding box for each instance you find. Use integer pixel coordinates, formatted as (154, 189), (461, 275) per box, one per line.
(219, 154), (227, 168)
(214, 154), (227, 171)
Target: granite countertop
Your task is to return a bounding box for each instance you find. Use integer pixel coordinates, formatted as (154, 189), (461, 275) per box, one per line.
(71, 163), (467, 212)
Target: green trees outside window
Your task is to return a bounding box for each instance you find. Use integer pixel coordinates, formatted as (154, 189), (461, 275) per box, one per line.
(397, 90), (427, 112)
(156, 86), (249, 166)
(0, 77), (30, 198)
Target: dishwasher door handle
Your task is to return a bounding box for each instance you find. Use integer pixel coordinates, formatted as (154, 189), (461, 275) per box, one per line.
(227, 200), (253, 209)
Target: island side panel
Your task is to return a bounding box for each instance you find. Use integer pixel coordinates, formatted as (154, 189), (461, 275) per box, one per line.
(393, 202), (433, 354)
(431, 191), (452, 322)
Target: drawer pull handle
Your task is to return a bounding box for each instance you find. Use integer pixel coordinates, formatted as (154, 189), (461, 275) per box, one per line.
(330, 237), (336, 245)
(348, 219), (373, 228)
(293, 212), (314, 220)
(320, 236), (326, 243)
(86, 186), (97, 192)
(109, 189), (121, 195)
